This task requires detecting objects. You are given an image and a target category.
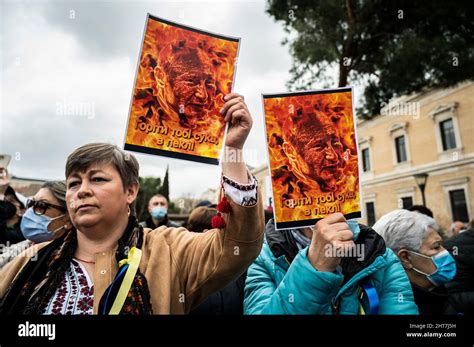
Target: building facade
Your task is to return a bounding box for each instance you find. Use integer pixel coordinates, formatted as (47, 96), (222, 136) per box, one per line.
(357, 82), (473, 235)
(252, 82), (474, 235)
(9, 176), (46, 198)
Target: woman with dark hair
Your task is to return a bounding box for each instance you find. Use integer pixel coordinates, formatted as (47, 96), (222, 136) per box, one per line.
(0, 93), (264, 315)
(0, 181), (73, 269)
(21, 181), (72, 242)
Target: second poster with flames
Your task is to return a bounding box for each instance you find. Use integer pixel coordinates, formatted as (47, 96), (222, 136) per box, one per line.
(124, 14), (240, 164)
(263, 88), (362, 230)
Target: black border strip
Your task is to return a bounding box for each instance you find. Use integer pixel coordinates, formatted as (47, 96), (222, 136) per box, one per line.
(148, 14), (240, 42)
(124, 143), (219, 165)
(263, 87), (352, 99)
(276, 211), (362, 230)
(2, 315), (471, 344)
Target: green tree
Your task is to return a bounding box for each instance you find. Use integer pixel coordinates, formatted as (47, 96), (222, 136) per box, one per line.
(158, 165), (170, 201)
(267, 0), (474, 117)
(156, 166), (180, 214)
(135, 176), (161, 221)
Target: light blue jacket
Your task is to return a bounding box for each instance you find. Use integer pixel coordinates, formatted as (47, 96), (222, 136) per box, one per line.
(244, 224), (418, 315)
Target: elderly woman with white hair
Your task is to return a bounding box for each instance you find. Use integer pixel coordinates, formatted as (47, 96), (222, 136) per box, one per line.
(373, 209), (459, 314)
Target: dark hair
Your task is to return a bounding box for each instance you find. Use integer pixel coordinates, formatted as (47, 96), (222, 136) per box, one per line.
(186, 206), (217, 233)
(0, 200), (17, 221)
(408, 205), (434, 218)
(65, 143), (139, 190)
(4, 186), (25, 209)
(41, 181), (67, 210)
(194, 200), (216, 208)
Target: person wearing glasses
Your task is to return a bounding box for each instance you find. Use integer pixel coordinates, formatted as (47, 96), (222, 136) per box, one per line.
(0, 181), (73, 269)
(21, 181), (73, 242)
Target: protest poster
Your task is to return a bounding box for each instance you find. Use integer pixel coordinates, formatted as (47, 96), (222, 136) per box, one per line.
(124, 14), (240, 165)
(263, 87), (362, 230)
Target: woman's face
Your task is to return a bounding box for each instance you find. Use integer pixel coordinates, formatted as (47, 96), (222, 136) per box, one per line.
(65, 163), (138, 231)
(409, 227), (445, 275)
(33, 187), (68, 232)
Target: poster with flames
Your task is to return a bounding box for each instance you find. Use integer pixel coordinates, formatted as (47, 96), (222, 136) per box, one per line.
(124, 14), (240, 164)
(263, 87), (362, 230)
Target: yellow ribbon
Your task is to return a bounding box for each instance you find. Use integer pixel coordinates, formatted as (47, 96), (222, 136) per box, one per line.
(109, 246), (142, 315)
(358, 286), (366, 315)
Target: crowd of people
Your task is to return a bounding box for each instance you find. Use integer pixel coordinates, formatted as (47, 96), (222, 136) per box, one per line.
(0, 93), (473, 315)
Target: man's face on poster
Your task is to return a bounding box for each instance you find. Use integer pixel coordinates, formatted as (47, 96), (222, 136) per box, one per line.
(286, 119), (346, 190)
(163, 49), (217, 122)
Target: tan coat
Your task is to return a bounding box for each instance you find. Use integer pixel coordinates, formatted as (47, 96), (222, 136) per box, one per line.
(0, 194), (264, 314)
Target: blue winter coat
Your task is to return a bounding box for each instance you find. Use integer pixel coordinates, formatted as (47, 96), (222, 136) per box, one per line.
(244, 220), (418, 315)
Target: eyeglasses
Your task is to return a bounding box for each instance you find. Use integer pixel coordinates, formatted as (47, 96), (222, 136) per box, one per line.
(27, 199), (67, 216)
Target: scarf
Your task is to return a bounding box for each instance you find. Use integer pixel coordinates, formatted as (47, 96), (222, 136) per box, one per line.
(0, 216), (153, 315)
(290, 228), (311, 250)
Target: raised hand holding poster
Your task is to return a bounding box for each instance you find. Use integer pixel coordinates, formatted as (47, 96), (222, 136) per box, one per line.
(124, 14), (240, 165)
(263, 87), (362, 230)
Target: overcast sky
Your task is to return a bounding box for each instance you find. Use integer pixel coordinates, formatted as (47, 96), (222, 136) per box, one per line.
(1, 0), (295, 200)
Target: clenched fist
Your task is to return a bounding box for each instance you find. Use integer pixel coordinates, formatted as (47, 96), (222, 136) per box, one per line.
(220, 93), (253, 150)
(307, 213), (355, 272)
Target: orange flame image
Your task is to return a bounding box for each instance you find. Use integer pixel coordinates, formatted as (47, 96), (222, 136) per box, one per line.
(263, 89), (361, 229)
(125, 15), (239, 164)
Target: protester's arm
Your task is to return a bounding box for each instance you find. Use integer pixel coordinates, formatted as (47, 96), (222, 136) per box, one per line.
(244, 213), (353, 314)
(222, 146), (249, 184)
(163, 93), (263, 311)
(0, 244), (39, 298)
(221, 93), (252, 184)
(0, 240), (33, 270)
(244, 245), (344, 314)
(377, 249), (419, 314)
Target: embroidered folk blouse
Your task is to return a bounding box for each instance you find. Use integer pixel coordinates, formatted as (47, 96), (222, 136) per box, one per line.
(43, 259), (94, 315)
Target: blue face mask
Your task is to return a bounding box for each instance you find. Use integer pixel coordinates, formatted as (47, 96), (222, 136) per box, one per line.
(20, 208), (66, 243)
(408, 249), (457, 286)
(308, 220), (360, 240)
(347, 220), (360, 241)
(150, 206), (167, 219)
